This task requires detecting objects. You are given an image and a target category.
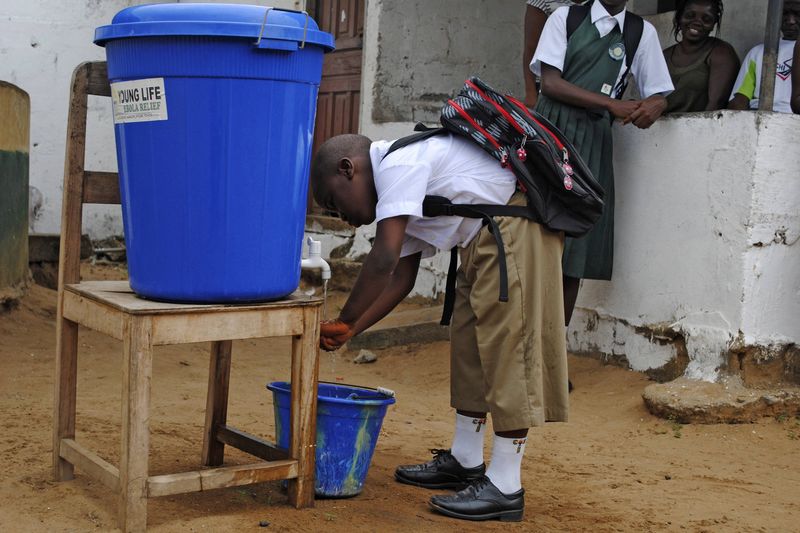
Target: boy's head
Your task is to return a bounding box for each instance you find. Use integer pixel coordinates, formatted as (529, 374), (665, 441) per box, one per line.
(783, 0), (800, 40)
(310, 134), (377, 228)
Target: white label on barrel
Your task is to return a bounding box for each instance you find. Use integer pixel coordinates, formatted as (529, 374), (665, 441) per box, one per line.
(110, 78), (168, 124)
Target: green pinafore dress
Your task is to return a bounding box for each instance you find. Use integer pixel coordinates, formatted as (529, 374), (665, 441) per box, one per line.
(535, 14), (627, 280)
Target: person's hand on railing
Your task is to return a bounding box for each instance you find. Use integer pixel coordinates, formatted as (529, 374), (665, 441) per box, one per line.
(623, 95), (668, 129)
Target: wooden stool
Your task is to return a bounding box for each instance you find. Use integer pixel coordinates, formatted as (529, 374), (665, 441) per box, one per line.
(52, 61), (322, 533)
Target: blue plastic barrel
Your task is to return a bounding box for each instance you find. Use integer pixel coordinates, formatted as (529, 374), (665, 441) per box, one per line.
(267, 381), (396, 498)
(94, 4), (334, 302)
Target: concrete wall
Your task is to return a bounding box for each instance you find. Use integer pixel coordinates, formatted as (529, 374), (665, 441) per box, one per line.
(368, 0), (524, 125)
(0, 0), (300, 241)
(361, 0), (524, 138)
(570, 111), (799, 382)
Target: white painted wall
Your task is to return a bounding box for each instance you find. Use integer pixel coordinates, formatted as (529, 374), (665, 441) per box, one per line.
(571, 111), (800, 381)
(0, 0), (300, 240)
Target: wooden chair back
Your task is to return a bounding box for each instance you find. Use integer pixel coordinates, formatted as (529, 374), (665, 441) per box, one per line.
(57, 61), (121, 291)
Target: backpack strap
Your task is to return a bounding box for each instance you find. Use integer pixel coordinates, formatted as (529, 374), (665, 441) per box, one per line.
(382, 124), (445, 160)
(423, 196), (534, 325)
(566, 3), (591, 41)
(614, 12), (644, 99)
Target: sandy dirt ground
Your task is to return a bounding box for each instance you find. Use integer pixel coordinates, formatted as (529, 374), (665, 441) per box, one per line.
(1, 265), (799, 532)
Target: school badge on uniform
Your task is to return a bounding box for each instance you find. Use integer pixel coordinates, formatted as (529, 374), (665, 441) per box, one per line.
(608, 42), (625, 61)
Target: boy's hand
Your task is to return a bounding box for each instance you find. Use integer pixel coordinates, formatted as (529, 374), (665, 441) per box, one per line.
(608, 99), (640, 120)
(319, 319), (354, 351)
(623, 95), (667, 129)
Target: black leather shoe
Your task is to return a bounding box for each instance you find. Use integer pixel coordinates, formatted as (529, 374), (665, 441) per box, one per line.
(395, 449), (485, 490)
(429, 476), (524, 522)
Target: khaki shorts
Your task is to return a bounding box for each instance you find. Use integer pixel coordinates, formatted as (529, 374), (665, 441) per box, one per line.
(450, 192), (568, 431)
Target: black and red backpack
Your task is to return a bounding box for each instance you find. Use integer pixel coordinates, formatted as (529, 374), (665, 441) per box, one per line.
(383, 76), (605, 324)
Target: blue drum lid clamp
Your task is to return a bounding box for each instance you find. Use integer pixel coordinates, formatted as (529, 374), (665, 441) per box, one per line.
(254, 7), (309, 51)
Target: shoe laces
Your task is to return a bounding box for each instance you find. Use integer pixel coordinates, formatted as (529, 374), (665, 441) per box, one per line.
(428, 448), (451, 465)
(461, 475), (492, 496)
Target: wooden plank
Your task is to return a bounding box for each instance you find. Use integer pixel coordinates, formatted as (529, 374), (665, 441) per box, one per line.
(87, 61), (111, 97)
(325, 49), (363, 75)
(151, 307), (305, 345)
(216, 425), (290, 462)
(58, 62), (90, 288)
(53, 62), (90, 481)
(200, 461), (297, 491)
(66, 281), (319, 315)
(62, 291), (125, 341)
(60, 439), (120, 491)
(147, 471), (201, 498)
(318, 75), (361, 94)
(201, 341), (233, 466)
(333, 92), (352, 136)
(118, 316), (153, 533)
(53, 317), (79, 481)
(333, 36), (362, 51)
(287, 305), (321, 508)
(147, 461), (298, 498)
(83, 171), (120, 204)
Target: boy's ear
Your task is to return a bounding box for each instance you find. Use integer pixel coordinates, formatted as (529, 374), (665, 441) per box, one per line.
(337, 157), (355, 180)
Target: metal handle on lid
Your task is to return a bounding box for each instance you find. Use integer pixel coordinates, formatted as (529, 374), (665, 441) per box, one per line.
(254, 6), (310, 49)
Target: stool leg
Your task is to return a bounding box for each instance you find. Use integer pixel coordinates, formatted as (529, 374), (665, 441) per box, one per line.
(287, 306), (320, 508)
(119, 316), (153, 533)
(53, 316), (79, 481)
(202, 340), (232, 466)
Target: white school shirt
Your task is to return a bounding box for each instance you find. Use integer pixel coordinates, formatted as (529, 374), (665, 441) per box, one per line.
(530, 1), (674, 98)
(369, 134), (517, 259)
(729, 40), (794, 113)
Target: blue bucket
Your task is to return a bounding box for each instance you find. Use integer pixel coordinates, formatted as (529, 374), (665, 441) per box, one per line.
(267, 381), (396, 498)
(94, 4), (334, 302)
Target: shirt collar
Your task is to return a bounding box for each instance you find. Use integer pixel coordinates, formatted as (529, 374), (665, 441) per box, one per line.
(591, 1), (627, 32)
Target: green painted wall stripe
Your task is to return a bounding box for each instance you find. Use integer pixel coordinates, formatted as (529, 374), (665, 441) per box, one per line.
(0, 149), (29, 288)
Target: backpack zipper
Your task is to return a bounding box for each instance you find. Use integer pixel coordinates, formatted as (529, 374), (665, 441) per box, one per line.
(447, 98), (511, 167)
(505, 94), (569, 157)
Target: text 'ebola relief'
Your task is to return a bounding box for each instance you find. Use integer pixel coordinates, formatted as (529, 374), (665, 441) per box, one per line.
(110, 78), (168, 124)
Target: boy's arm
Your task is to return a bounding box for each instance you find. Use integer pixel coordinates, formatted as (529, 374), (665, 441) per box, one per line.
(320, 250), (421, 351)
(351, 251), (422, 336)
(336, 214), (409, 322)
(540, 63), (640, 119)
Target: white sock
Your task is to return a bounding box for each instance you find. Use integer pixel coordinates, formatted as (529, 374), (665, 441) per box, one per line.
(485, 434), (527, 494)
(450, 413), (487, 468)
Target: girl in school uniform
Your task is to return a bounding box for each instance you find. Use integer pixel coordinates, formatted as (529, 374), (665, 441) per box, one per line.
(523, 0), (581, 108)
(530, 0), (673, 326)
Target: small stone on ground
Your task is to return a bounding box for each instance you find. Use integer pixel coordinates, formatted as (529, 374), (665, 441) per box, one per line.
(353, 349), (377, 364)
